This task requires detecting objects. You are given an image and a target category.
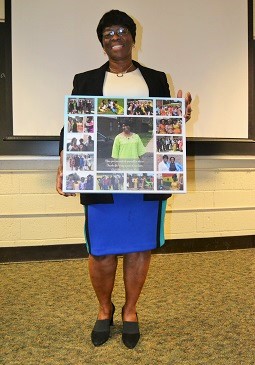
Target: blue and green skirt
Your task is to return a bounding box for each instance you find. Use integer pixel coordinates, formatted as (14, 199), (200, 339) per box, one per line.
(84, 194), (167, 256)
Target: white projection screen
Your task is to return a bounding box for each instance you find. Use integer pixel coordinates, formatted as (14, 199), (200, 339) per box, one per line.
(11, 0), (249, 138)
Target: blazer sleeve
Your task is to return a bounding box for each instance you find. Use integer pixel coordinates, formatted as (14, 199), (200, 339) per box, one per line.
(59, 127), (64, 155)
(72, 74), (82, 95)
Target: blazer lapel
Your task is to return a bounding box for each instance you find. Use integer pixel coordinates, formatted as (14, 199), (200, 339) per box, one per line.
(90, 61), (109, 95)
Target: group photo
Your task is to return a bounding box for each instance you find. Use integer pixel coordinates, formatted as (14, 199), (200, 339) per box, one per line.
(126, 173), (154, 191)
(67, 97), (94, 114)
(98, 98), (124, 115)
(66, 153), (94, 172)
(67, 116), (94, 134)
(156, 118), (183, 134)
(66, 135), (94, 152)
(157, 173), (184, 191)
(156, 136), (183, 152)
(96, 173), (124, 190)
(156, 99), (183, 117)
(65, 172), (94, 191)
(127, 99), (153, 115)
(157, 154), (183, 172)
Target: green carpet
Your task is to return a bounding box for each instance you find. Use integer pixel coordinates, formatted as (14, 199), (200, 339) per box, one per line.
(1, 249), (254, 365)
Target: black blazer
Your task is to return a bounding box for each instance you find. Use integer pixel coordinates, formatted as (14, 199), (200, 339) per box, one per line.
(60, 60), (172, 205)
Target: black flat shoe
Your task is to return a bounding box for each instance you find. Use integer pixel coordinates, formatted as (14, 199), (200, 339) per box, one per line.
(91, 303), (115, 347)
(122, 314), (140, 349)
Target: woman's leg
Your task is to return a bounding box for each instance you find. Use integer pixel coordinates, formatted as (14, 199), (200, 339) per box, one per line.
(122, 250), (151, 321)
(89, 254), (118, 319)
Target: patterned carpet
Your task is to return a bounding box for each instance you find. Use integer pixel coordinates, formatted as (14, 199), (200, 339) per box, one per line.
(1, 249), (254, 365)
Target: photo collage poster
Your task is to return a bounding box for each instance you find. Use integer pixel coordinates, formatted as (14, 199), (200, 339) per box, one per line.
(63, 96), (186, 194)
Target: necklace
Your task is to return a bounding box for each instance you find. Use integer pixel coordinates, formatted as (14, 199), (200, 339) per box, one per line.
(109, 63), (133, 77)
(122, 132), (133, 139)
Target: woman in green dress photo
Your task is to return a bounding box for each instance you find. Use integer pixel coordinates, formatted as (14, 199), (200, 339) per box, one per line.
(111, 121), (146, 171)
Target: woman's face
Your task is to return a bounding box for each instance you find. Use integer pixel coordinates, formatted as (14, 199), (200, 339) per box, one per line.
(102, 25), (133, 62)
(122, 124), (131, 133)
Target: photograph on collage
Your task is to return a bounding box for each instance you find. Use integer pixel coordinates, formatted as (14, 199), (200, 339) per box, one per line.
(67, 116), (94, 134)
(157, 154), (183, 172)
(126, 173), (154, 191)
(96, 173), (124, 191)
(97, 116), (153, 171)
(157, 173), (184, 191)
(65, 172), (94, 191)
(67, 97), (95, 114)
(156, 99), (183, 117)
(156, 118), (183, 135)
(156, 136), (183, 153)
(66, 135), (94, 152)
(127, 99), (153, 115)
(66, 153), (94, 172)
(97, 98), (125, 115)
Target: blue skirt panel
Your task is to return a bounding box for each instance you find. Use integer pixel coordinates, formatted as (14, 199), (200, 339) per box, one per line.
(84, 194), (167, 256)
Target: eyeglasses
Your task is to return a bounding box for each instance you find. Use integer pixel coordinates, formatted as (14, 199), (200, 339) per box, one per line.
(102, 27), (129, 40)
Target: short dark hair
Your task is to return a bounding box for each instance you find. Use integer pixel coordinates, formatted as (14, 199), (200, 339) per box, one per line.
(96, 9), (136, 46)
(122, 121), (133, 128)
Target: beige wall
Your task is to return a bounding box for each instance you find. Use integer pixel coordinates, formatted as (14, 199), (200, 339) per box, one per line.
(1, 2), (254, 247)
(0, 0), (4, 21)
(0, 156), (254, 248)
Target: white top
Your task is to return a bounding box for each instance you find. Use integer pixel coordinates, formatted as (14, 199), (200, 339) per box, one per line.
(158, 161), (170, 172)
(103, 68), (149, 98)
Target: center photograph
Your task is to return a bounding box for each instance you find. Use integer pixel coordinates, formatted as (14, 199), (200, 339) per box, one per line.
(97, 98), (154, 172)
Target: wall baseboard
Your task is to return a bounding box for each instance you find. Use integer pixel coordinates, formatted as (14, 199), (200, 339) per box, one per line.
(0, 236), (254, 263)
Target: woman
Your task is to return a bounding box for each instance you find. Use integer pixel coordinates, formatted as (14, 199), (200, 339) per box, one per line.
(169, 156), (183, 171)
(158, 155), (170, 172)
(159, 119), (167, 134)
(67, 137), (79, 152)
(111, 122), (145, 171)
(56, 9), (192, 349)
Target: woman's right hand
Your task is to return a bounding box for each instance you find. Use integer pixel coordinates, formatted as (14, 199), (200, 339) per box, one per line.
(56, 152), (76, 197)
(177, 90), (192, 122)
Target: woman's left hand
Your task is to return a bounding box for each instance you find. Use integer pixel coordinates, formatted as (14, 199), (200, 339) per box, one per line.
(177, 90), (192, 122)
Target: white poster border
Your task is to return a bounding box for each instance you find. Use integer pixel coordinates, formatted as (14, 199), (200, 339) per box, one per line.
(63, 95), (186, 194)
